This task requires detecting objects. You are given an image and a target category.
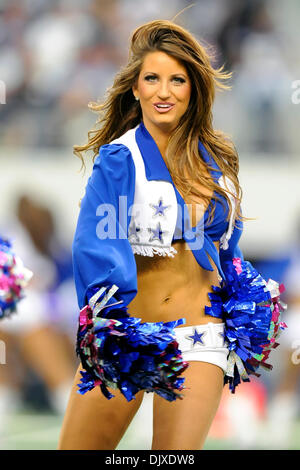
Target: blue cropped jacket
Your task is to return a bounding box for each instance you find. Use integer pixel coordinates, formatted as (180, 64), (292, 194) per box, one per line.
(72, 121), (244, 310)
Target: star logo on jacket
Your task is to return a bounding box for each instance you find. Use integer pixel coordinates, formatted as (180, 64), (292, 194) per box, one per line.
(150, 197), (170, 218)
(128, 218), (142, 242)
(185, 328), (206, 347)
(148, 222), (167, 244)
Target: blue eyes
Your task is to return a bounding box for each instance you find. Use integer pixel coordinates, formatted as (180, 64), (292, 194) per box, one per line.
(144, 75), (156, 82)
(144, 75), (186, 84)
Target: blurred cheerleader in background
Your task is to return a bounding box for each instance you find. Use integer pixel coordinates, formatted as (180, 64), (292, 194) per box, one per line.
(0, 195), (78, 446)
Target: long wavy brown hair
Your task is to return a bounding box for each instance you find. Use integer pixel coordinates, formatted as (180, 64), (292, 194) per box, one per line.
(74, 19), (247, 227)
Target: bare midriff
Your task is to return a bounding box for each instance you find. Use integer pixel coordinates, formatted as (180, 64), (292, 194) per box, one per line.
(127, 238), (223, 328)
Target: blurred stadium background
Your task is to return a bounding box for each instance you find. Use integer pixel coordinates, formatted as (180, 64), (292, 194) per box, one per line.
(0, 0), (300, 450)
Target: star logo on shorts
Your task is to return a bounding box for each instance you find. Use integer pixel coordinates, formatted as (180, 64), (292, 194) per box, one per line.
(185, 328), (206, 347)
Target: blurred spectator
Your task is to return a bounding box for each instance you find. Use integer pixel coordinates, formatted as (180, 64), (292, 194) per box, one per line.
(214, 0), (294, 154)
(0, 0), (298, 155)
(215, 0), (274, 71)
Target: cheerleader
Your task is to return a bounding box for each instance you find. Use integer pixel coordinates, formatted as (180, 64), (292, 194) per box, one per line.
(58, 19), (287, 450)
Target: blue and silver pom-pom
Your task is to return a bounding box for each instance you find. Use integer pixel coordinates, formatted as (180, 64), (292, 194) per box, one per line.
(76, 285), (189, 402)
(0, 236), (33, 319)
(206, 257), (287, 393)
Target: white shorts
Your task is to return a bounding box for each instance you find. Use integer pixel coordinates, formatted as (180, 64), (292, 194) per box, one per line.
(174, 322), (229, 374)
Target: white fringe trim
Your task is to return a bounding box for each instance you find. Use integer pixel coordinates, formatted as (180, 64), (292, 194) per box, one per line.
(130, 244), (178, 258)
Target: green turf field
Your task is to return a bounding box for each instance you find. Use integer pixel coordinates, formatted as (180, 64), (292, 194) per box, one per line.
(1, 409), (299, 450)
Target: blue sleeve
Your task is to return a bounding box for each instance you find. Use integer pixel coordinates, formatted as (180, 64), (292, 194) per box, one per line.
(72, 143), (137, 310)
(219, 217), (244, 271)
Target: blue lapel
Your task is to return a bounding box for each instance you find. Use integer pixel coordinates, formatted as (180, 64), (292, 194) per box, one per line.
(135, 121), (221, 183)
(135, 121), (173, 183)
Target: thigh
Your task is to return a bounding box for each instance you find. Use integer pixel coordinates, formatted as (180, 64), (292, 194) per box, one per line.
(152, 361), (224, 450)
(58, 364), (145, 450)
